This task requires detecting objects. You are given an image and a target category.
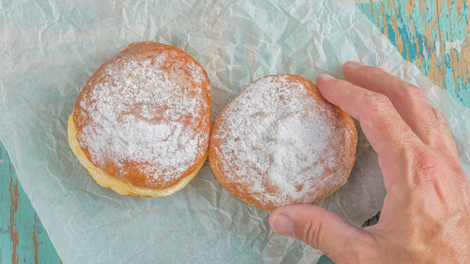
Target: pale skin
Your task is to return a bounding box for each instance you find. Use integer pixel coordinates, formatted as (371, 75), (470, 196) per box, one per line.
(269, 61), (470, 263)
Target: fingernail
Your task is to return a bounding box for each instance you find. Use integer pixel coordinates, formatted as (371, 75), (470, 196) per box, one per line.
(271, 215), (295, 238)
(346, 61), (362, 68)
(318, 74), (334, 81)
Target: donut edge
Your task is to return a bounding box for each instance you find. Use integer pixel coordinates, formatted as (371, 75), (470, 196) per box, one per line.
(67, 111), (205, 197)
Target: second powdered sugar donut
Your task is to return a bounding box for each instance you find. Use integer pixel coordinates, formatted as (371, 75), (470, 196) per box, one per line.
(209, 74), (357, 211)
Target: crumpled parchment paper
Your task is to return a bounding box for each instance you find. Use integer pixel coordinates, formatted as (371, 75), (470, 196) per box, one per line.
(1, 0), (469, 263)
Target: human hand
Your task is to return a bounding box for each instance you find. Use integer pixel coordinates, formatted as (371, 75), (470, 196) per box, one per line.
(269, 61), (470, 263)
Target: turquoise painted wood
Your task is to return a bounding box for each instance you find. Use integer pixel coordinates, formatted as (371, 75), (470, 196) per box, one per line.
(357, 0), (470, 108)
(0, 143), (61, 264)
(0, 0), (469, 263)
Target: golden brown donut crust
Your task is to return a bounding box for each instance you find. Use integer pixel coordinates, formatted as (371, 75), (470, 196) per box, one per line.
(209, 74), (357, 211)
(72, 41), (211, 191)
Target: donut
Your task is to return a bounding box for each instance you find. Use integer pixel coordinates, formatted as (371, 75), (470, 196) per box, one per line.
(68, 41), (211, 197)
(209, 74), (357, 211)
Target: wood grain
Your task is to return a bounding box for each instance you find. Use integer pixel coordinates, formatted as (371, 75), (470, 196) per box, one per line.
(8, 167), (19, 264)
(357, 0), (470, 108)
(0, 145), (61, 264)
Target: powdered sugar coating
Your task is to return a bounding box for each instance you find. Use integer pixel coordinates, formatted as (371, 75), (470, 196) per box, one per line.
(209, 75), (357, 210)
(74, 42), (211, 189)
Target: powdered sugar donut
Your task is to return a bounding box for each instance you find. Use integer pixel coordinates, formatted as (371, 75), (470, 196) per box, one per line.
(68, 41), (211, 197)
(209, 74), (357, 211)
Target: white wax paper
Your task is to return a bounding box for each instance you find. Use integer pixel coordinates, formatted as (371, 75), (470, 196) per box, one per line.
(1, 0), (469, 263)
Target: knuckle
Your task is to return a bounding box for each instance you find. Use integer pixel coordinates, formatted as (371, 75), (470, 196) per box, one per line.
(363, 93), (393, 114)
(409, 143), (442, 182)
(450, 159), (466, 179)
(434, 109), (449, 126)
(441, 152), (467, 184)
(304, 220), (323, 249)
(401, 84), (428, 105)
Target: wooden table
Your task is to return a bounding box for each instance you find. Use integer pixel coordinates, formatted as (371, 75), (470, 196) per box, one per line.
(1, 1), (469, 263)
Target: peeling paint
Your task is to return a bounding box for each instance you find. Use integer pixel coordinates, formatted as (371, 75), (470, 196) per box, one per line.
(9, 166), (19, 264)
(354, 0), (382, 3)
(1, 144), (62, 263)
(436, 40), (441, 58)
(445, 39), (463, 53)
(356, 0), (470, 107)
(422, 40), (428, 57)
(33, 213), (39, 264)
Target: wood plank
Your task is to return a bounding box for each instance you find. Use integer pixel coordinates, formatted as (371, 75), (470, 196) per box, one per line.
(0, 143), (61, 264)
(356, 0), (470, 108)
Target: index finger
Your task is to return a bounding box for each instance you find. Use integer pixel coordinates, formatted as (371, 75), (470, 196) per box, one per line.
(316, 74), (418, 186)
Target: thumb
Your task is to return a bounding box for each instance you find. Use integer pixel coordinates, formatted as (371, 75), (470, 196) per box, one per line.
(269, 204), (371, 261)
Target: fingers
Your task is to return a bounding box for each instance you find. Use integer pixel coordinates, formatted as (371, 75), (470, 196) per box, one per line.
(316, 74), (416, 167)
(342, 62), (440, 148)
(270, 204), (373, 262)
